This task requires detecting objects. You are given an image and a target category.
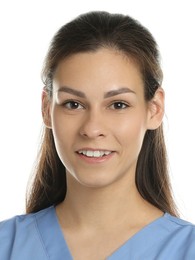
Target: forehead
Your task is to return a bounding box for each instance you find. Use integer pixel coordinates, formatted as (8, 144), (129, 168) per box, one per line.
(53, 48), (144, 94)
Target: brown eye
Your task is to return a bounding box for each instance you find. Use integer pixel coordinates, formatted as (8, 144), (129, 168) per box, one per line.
(64, 101), (84, 110)
(110, 101), (129, 110)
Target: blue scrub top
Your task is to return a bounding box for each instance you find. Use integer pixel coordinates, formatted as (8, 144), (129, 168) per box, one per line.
(0, 206), (195, 259)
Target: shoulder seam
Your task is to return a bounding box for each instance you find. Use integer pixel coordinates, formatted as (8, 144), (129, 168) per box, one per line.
(165, 214), (195, 228)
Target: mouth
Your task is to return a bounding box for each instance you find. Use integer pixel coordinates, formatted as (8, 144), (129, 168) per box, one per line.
(76, 149), (115, 163)
(77, 150), (113, 158)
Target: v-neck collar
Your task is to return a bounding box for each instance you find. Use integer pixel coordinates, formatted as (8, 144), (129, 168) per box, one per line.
(36, 206), (169, 260)
(35, 206), (73, 259)
(107, 212), (170, 259)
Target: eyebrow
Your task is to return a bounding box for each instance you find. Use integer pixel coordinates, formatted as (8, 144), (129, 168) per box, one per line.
(57, 86), (136, 98)
(58, 86), (86, 98)
(104, 87), (136, 98)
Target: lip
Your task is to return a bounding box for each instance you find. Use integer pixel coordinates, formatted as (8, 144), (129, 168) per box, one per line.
(76, 148), (113, 151)
(75, 148), (115, 164)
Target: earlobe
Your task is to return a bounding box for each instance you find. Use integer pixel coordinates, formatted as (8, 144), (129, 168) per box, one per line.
(147, 87), (165, 130)
(42, 88), (52, 129)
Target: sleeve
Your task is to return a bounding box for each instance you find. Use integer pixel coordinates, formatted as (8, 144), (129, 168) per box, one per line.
(0, 216), (48, 260)
(0, 218), (16, 260)
(183, 226), (195, 259)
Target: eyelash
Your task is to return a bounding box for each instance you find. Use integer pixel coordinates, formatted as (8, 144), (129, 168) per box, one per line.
(109, 101), (130, 110)
(62, 100), (84, 110)
(61, 100), (130, 110)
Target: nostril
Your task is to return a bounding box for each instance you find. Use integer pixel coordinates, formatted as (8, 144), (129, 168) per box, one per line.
(80, 131), (105, 138)
(79, 113), (107, 138)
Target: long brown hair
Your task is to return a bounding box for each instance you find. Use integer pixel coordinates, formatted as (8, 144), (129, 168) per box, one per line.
(26, 11), (178, 216)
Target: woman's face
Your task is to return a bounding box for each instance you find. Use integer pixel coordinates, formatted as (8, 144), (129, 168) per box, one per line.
(46, 48), (158, 188)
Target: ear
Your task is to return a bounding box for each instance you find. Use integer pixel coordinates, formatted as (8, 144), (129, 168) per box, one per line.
(147, 87), (165, 130)
(42, 88), (52, 129)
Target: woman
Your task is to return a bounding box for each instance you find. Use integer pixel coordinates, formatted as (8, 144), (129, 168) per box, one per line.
(0, 11), (194, 260)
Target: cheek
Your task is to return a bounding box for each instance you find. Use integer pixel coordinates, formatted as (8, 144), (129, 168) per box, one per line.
(115, 115), (147, 150)
(51, 119), (76, 171)
(51, 110), (76, 153)
(51, 106), (76, 136)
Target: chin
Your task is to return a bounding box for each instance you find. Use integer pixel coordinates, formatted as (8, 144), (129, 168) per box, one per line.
(77, 178), (113, 189)
(69, 172), (117, 190)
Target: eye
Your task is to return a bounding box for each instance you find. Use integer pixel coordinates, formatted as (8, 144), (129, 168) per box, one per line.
(109, 101), (129, 110)
(63, 100), (84, 110)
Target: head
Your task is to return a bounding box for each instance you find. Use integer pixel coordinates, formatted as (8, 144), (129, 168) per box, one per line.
(26, 11), (178, 216)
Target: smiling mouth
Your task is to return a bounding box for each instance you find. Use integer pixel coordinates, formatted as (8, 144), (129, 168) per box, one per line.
(77, 150), (113, 158)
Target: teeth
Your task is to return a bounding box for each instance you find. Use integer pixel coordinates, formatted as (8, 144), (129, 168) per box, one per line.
(78, 150), (112, 157)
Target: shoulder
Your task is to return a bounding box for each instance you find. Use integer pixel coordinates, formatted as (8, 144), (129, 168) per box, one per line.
(164, 213), (195, 233)
(0, 206), (54, 260)
(0, 206), (53, 235)
(159, 213), (195, 257)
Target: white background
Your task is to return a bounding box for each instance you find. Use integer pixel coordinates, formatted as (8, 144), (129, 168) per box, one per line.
(0, 0), (194, 222)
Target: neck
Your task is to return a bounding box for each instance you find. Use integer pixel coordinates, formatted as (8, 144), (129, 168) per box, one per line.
(56, 174), (162, 230)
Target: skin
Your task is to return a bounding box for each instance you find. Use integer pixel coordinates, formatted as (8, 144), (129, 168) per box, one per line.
(43, 48), (165, 260)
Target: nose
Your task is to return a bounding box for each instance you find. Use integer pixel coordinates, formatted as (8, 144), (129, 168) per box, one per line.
(79, 110), (107, 139)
